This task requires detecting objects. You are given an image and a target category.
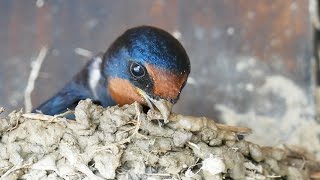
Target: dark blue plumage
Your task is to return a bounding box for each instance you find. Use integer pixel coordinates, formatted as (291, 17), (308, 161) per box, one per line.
(34, 54), (114, 115)
(103, 26), (190, 74)
(33, 26), (191, 118)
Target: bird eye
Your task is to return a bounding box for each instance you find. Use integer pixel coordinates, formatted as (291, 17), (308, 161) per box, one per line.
(130, 62), (145, 78)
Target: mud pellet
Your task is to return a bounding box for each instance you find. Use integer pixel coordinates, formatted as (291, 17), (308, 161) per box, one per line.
(200, 128), (218, 142)
(225, 140), (236, 147)
(265, 158), (280, 173)
(233, 141), (249, 156)
(190, 134), (200, 143)
(218, 131), (237, 141)
(230, 161), (245, 179)
(209, 138), (222, 146)
(270, 148), (286, 161)
(173, 130), (192, 147)
(249, 143), (264, 162)
(287, 167), (305, 180)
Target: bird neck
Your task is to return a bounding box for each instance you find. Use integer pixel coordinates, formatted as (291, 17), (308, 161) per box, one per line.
(76, 53), (116, 107)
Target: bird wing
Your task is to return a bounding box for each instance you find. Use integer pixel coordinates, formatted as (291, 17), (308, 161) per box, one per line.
(33, 53), (105, 116)
(33, 81), (92, 116)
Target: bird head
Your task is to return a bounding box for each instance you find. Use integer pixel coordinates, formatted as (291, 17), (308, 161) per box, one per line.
(102, 26), (190, 121)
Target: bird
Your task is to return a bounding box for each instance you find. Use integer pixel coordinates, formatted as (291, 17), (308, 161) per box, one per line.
(33, 26), (191, 120)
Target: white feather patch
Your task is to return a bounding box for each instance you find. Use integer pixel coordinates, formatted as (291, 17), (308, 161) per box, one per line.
(88, 56), (102, 99)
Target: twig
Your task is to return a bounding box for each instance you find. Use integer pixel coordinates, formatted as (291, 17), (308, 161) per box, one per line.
(74, 48), (93, 58)
(187, 142), (200, 150)
(185, 163), (202, 178)
(22, 112), (73, 123)
(266, 174), (281, 178)
(168, 113), (252, 134)
(50, 109), (74, 122)
(24, 47), (48, 113)
(118, 126), (136, 135)
(144, 173), (172, 177)
(0, 162), (32, 180)
(6, 119), (19, 132)
(215, 123), (252, 134)
(185, 157), (202, 178)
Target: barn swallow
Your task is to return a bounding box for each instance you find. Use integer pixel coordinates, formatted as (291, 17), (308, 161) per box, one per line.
(33, 26), (191, 120)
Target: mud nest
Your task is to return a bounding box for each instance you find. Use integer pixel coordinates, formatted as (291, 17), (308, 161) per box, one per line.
(0, 99), (319, 179)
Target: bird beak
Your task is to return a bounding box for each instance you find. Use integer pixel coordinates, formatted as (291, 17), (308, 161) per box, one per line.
(138, 89), (173, 122)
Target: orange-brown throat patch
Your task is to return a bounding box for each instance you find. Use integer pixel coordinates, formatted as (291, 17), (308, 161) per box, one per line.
(108, 78), (145, 106)
(146, 64), (188, 101)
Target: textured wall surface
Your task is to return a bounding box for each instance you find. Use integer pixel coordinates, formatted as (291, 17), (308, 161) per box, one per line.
(0, 1), (318, 155)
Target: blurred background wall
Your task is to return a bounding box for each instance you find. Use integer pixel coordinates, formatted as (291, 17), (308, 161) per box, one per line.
(1, 0), (319, 156)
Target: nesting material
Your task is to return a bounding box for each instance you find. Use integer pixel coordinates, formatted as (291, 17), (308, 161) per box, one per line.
(0, 100), (319, 179)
